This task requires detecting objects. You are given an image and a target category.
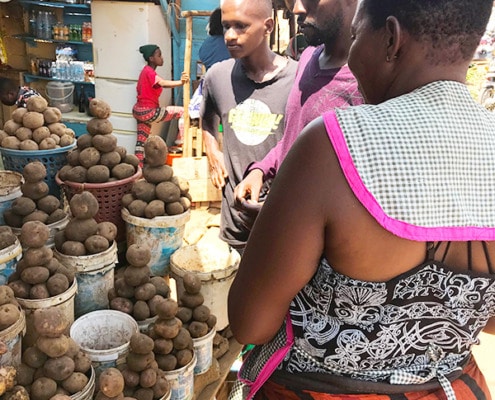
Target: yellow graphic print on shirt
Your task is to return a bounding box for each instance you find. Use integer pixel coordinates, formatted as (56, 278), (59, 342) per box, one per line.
(228, 99), (284, 146)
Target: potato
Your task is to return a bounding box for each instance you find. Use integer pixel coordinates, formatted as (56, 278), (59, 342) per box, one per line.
(155, 354), (177, 371)
(155, 182), (180, 204)
(16, 126), (33, 141)
(126, 351), (154, 373)
(20, 221), (49, 248)
(61, 372), (88, 394)
(30, 377), (58, 400)
(50, 133), (61, 145)
(87, 118), (113, 135)
(126, 244), (151, 267)
(39, 137), (57, 150)
(33, 126), (51, 144)
(182, 272), (202, 294)
(20, 139), (39, 150)
(188, 321), (209, 338)
(23, 210), (49, 224)
(88, 98), (111, 119)
(8, 279), (31, 298)
(130, 333), (155, 354)
(3, 209), (22, 227)
(69, 191), (99, 219)
(110, 297), (133, 315)
(64, 337), (81, 358)
(143, 136), (168, 167)
(64, 218), (98, 242)
(30, 283), (50, 299)
(64, 166), (87, 183)
(173, 328), (193, 350)
(73, 351), (92, 374)
(128, 199), (147, 217)
(153, 317), (182, 340)
(132, 388), (153, 400)
(142, 165), (173, 184)
(123, 266), (150, 287)
(23, 246), (53, 267)
(96, 221), (117, 242)
(165, 202), (184, 216)
(134, 283), (156, 301)
(155, 298), (178, 320)
(12, 107), (28, 124)
(148, 295), (165, 316)
(120, 367), (139, 388)
(115, 146), (127, 159)
(21, 266), (50, 285)
(11, 196), (36, 216)
(23, 346), (48, 368)
(55, 264), (76, 284)
(66, 149), (81, 166)
(180, 292), (204, 309)
(124, 154), (140, 168)
(54, 231), (66, 252)
(16, 363), (35, 386)
(23, 112), (44, 129)
(61, 241), (87, 256)
(2, 136), (21, 149)
(76, 133), (93, 150)
(0, 304), (20, 330)
(153, 338), (173, 355)
(179, 196), (191, 211)
(112, 163), (136, 180)
(37, 335), (70, 358)
(92, 134), (117, 153)
(37, 195), (60, 214)
(46, 273), (70, 296)
(172, 176), (190, 196)
(79, 147), (101, 168)
(139, 368), (157, 388)
(206, 314), (217, 330)
(46, 209), (67, 225)
(115, 277), (135, 298)
(150, 276), (170, 297)
(21, 181), (50, 200)
(132, 300), (150, 321)
(152, 374), (170, 399)
(176, 349), (193, 368)
(100, 151), (122, 168)
(87, 165), (110, 183)
(132, 180), (156, 203)
(47, 123), (67, 137)
(84, 235), (109, 254)
(60, 134), (75, 148)
(26, 96), (48, 113)
(121, 193), (135, 209)
(0, 230), (16, 250)
(43, 107), (62, 124)
(176, 307), (193, 324)
(99, 368), (125, 397)
(192, 304), (211, 323)
(0, 285), (15, 306)
(43, 356), (75, 381)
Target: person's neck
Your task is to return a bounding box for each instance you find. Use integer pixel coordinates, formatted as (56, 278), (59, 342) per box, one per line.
(241, 48), (286, 83)
(148, 63), (157, 70)
(320, 37), (351, 70)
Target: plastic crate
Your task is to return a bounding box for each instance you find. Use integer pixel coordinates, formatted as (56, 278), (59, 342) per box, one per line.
(55, 168), (142, 243)
(0, 144), (76, 200)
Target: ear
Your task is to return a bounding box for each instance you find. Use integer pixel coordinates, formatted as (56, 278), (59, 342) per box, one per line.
(264, 17), (274, 36)
(384, 16), (403, 61)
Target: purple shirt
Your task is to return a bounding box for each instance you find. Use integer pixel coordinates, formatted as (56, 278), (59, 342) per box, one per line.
(249, 45), (363, 180)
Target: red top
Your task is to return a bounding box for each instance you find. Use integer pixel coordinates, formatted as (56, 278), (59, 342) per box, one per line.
(135, 65), (162, 108)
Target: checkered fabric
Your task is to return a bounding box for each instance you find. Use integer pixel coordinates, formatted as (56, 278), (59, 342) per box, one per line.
(334, 81), (495, 238)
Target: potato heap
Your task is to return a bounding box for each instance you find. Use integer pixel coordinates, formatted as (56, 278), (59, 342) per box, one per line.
(0, 96), (75, 150)
(7, 221), (75, 300)
(3, 161), (67, 228)
(0, 226), (17, 251)
(16, 308), (92, 399)
(122, 136), (191, 218)
(58, 98), (139, 184)
(0, 286), (21, 333)
(116, 333), (170, 400)
(109, 244), (170, 323)
(150, 296), (195, 372)
(54, 191), (117, 256)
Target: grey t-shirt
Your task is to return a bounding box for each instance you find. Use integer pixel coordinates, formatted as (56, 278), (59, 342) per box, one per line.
(201, 57), (297, 248)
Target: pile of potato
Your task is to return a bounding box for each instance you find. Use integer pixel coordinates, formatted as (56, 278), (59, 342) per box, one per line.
(122, 136), (191, 218)
(116, 333), (170, 399)
(0, 226), (17, 251)
(15, 308), (92, 398)
(54, 191), (117, 256)
(109, 244), (170, 323)
(58, 98), (139, 184)
(3, 161), (67, 228)
(0, 96), (75, 150)
(8, 221), (76, 300)
(0, 286), (22, 333)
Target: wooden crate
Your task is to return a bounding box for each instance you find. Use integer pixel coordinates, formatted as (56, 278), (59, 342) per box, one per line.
(172, 156), (222, 202)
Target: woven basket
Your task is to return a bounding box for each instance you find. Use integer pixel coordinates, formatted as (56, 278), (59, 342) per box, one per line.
(55, 168), (142, 242)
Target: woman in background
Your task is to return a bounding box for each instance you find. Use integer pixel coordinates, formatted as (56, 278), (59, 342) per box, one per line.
(228, 0), (495, 399)
(132, 44), (189, 165)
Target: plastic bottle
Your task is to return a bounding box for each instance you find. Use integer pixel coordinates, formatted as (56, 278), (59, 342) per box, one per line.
(78, 86), (86, 113)
(29, 9), (37, 37)
(50, 62), (57, 78)
(43, 11), (52, 40)
(36, 10), (43, 39)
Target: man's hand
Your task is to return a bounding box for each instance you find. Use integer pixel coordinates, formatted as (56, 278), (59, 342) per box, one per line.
(234, 169), (264, 206)
(237, 199), (263, 231)
(207, 149), (228, 188)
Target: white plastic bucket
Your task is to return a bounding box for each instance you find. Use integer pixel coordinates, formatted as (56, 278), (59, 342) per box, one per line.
(55, 241), (118, 318)
(163, 354), (196, 400)
(137, 315), (157, 335)
(170, 246), (241, 331)
(16, 278), (77, 348)
(11, 215), (69, 249)
(0, 171), (23, 226)
(122, 208), (191, 277)
(71, 366), (96, 400)
(70, 310), (139, 376)
(0, 238), (22, 285)
(0, 306), (25, 367)
(192, 327), (215, 375)
(46, 81), (74, 113)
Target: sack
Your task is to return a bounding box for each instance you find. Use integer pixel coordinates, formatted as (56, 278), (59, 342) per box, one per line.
(228, 315), (294, 400)
(189, 79), (203, 119)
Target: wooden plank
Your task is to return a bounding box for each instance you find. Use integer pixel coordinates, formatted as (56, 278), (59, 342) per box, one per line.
(195, 338), (243, 400)
(182, 14), (193, 157)
(172, 157), (222, 202)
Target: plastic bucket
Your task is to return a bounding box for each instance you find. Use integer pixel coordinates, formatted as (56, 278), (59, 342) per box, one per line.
(170, 246), (241, 331)
(137, 315), (157, 335)
(70, 310), (139, 376)
(0, 306), (26, 367)
(192, 327), (215, 375)
(46, 81), (74, 113)
(163, 354), (196, 400)
(11, 215), (69, 249)
(16, 278), (77, 348)
(71, 366), (96, 400)
(0, 238), (22, 285)
(0, 171), (23, 226)
(54, 241), (118, 318)
(122, 208), (191, 277)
